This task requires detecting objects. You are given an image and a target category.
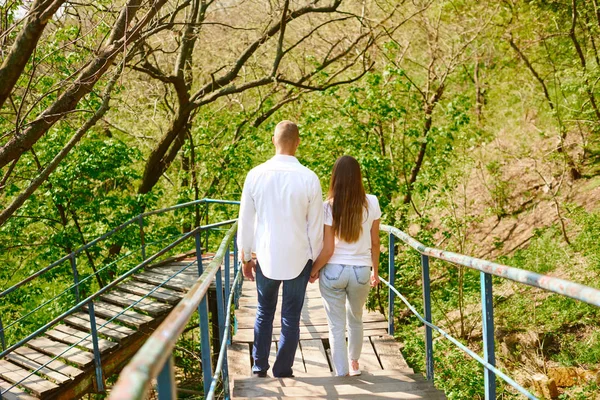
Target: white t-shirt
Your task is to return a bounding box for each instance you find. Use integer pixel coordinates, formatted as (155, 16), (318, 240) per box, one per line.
(324, 194), (381, 267)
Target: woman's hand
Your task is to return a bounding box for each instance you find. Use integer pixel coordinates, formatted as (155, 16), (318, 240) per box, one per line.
(370, 270), (380, 287)
(309, 266), (320, 283)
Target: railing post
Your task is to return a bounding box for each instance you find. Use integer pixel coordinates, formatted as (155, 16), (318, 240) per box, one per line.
(215, 259), (230, 398)
(205, 203), (210, 249)
(196, 231), (212, 394)
(388, 232), (395, 336)
(70, 253), (80, 302)
(421, 254), (434, 381)
(481, 272), (496, 399)
(88, 301), (104, 392)
(139, 215), (146, 261)
(225, 245), (231, 312)
(0, 315), (5, 351)
(157, 355), (176, 400)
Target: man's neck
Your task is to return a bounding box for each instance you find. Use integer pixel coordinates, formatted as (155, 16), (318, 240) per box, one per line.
(275, 152), (296, 157)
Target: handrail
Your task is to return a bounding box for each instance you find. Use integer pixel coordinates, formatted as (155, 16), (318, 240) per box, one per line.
(108, 222), (239, 399)
(0, 198), (240, 298)
(381, 225), (600, 307)
(381, 224), (600, 399)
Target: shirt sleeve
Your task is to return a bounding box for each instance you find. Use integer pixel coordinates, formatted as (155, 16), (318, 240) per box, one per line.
(371, 195), (382, 220)
(307, 175), (324, 259)
(237, 171), (256, 262)
(323, 201), (333, 226)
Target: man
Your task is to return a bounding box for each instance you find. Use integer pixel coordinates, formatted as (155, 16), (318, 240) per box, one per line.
(237, 120), (323, 378)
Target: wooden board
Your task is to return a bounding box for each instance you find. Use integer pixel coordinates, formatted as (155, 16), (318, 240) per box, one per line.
(132, 272), (190, 292)
(227, 342), (252, 378)
(0, 360), (59, 397)
(100, 289), (172, 317)
(233, 372), (425, 388)
(299, 340), (330, 372)
(294, 343), (306, 374)
(85, 301), (153, 329)
(0, 377), (37, 400)
(5, 350), (72, 385)
(117, 281), (182, 305)
(64, 312), (135, 342)
(370, 336), (412, 371)
(28, 337), (94, 368)
(46, 324), (118, 353)
(137, 270), (193, 289)
(233, 322), (388, 342)
(14, 347), (83, 379)
(233, 379), (440, 398)
(358, 336), (383, 371)
(234, 311), (385, 329)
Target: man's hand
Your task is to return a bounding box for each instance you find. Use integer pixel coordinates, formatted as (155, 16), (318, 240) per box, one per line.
(243, 259), (257, 281)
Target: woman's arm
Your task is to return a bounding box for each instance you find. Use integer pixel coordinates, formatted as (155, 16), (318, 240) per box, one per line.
(370, 219), (381, 286)
(310, 225), (335, 280)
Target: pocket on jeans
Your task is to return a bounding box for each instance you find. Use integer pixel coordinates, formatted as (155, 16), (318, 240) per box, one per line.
(322, 264), (344, 281)
(353, 266), (370, 285)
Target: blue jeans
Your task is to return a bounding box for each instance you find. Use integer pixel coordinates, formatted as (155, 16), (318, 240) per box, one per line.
(252, 259), (312, 377)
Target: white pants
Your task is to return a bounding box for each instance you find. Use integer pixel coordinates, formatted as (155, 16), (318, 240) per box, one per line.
(319, 263), (371, 376)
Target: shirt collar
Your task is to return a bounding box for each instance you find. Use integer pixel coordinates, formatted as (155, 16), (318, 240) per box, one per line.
(271, 154), (300, 163)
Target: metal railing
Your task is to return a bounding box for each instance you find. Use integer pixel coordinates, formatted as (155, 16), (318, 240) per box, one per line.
(382, 224), (600, 400)
(108, 222), (240, 400)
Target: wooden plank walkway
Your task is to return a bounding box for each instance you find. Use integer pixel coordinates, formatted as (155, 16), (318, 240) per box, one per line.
(230, 278), (446, 399)
(0, 258), (205, 399)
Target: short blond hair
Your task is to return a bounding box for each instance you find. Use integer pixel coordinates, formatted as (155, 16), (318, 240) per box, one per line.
(273, 120), (299, 151)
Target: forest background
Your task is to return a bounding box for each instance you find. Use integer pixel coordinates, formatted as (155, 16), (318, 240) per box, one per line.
(1, 0), (599, 398)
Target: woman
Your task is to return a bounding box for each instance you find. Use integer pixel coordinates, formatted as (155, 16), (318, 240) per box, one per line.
(310, 155), (381, 377)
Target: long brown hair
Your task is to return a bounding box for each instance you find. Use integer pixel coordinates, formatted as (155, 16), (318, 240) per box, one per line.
(328, 156), (368, 243)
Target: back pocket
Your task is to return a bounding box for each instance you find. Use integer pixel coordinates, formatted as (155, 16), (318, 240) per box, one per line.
(322, 264), (344, 281)
(353, 266), (370, 285)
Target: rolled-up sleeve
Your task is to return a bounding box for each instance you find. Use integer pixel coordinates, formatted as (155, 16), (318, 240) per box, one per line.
(307, 175), (324, 259)
(237, 172), (256, 262)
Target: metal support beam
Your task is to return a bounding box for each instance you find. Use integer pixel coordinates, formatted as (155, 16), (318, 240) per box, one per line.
(422, 254), (434, 381)
(481, 272), (496, 399)
(157, 355), (176, 400)
(0, 315), (5, 351)
(87, 301), (104, 392)
(215, 265), (230, 398)
(388, 232), (395, 336)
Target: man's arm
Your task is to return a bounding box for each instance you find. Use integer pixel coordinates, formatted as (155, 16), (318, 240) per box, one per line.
(238, 172), (256, 280)
(307, 175), (324, 259)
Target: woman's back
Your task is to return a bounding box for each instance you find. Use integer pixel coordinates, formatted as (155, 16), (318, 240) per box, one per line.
(324, 194), (381, 267)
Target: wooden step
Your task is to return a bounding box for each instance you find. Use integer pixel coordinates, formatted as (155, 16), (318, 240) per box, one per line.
(233, 378), (444, 399)
(45, 325), (118, 353)
(64, 312), (135, 343)
(0, 377), (37, 400)
(233, 390), (446, 400)
(117, 281), (182, 305)
(370, 336), (412, 372)
(100, 289), (172, 317)
(132, 272), (191, 292)
(84, 301), (153, 329)
(13, 347), (83, 379)
(5, 349), (73, 385)
(233, 372), (426, 388)
(234, 325), (389, 342)
(27, 337), (94, 368)
(0, 360), (58, 398)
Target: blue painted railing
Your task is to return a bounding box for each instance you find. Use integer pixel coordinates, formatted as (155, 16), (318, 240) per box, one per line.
(381, 224), (600, 400)
(108, 222), (240, 400)
(0, 198), (239, 398)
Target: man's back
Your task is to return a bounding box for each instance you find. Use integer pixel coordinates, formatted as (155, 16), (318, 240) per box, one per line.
(238, 155), (323, 280)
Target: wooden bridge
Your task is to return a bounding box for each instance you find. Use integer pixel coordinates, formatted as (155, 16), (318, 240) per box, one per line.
(0, 257), (212, 399)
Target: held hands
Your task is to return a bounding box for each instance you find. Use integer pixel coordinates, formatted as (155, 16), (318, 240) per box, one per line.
(371, 270), (380, 287)
(243, 259), (257, 281)
(309, 266), (320, 283)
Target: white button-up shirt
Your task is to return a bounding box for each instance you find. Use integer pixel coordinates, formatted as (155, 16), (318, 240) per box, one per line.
(237, 155), (323, 280)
